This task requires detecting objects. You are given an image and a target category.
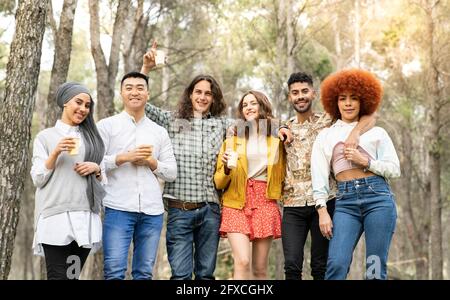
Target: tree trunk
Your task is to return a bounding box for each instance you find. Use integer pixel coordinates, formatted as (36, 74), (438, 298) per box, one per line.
(286, 0), (295, 76)
(44, 0), (78, 128)
(273, 2), (289, 277)
(401, 128), (429, 279)
(425, 0), (443, 280)
(0, 0), (48, 280)
(122, 0), (151, 74)
(273, 0), (286, 117)
(161, 26), (171, 102)
(273, 0), (286, 260)
(21, 173), (34, 280)
(89, 0), (130, 120)
(272, 239), (284, 279)
(333, 12), (345, 70)
(353, 0), (361, 67)
(40, 258), (46, 280)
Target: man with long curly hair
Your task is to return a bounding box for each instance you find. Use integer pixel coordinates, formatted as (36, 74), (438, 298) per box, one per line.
(311, 69), (400, 279)
(279, 71), (377, 280)
(140, 42), (232, 280)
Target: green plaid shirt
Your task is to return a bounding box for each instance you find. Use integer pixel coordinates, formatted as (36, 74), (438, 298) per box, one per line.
(145, 103), (233, 204)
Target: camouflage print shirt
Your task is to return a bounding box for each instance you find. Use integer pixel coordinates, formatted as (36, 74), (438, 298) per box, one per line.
(282, 112), (337, 207)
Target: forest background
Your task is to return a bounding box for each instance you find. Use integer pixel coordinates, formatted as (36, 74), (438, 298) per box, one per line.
(0, 0), (449, 280)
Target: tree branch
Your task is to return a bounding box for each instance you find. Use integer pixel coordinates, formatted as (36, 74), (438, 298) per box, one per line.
(46, 0), (58, 43)
(107, 0), (130, 86)
(89, 0), (107, 72)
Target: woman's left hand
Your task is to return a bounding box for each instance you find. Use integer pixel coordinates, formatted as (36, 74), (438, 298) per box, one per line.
(74, 162), (100, 177)
(344, 148), (369, 167)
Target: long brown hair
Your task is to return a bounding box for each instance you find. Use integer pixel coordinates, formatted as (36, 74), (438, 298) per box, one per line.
(176, 74), (226, 119)
(234, 90), (276, 138)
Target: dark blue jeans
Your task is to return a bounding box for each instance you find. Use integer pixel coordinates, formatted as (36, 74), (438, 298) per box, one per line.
(166, 202), (221, 280)
(103, 207), (163, 280)
(325, 175), (397, 280)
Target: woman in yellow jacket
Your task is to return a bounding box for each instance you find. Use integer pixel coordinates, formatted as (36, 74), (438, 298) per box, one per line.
(214, 90), (286, 279)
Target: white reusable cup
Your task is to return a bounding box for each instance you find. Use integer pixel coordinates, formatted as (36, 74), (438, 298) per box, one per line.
(227, 151), (238, 169)
(155, 50), (166, 66)
(69, 137), (80, 156)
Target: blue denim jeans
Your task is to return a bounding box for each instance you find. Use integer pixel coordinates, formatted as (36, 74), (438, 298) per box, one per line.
(166, 202), (221, 280)
(325, 176), (397, 280)
(103, 207), (163, 280)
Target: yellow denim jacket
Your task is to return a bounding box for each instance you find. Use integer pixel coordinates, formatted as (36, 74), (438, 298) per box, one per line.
(214, 135), (286, 209)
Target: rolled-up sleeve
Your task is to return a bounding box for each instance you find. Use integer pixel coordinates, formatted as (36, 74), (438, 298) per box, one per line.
(102, 154), (119, 172)
(30, 134), (54, 188)
(311, 130), (331, 207)
(153, 130), (177, 182)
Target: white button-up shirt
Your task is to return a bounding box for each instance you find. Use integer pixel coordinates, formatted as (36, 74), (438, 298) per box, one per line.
(311, 120), (401, 207)
(97, 111), (177, 215)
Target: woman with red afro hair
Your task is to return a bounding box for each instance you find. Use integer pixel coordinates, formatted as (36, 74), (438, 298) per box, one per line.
(311, 69), (401, 280)
(320, 69), (383, 120)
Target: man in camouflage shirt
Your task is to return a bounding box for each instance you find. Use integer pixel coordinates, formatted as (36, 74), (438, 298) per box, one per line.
(280, 72), (375, 280)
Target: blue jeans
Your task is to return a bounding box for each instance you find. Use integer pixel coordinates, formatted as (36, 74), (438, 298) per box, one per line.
(166, 202), (220, 280)
(325, 176), (397, 280)
(103, 207), (163, 280)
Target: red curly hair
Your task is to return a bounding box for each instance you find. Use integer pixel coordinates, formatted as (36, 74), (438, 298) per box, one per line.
(320, 69), (383, 120)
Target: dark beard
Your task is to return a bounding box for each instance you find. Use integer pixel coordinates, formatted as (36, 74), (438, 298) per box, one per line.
(292, 100), (312, 113)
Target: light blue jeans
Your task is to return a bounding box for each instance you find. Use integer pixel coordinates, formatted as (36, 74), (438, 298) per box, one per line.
(103, 207), (163, 280)
(166, 202), (221, 280)
(325, 175), (397, 280)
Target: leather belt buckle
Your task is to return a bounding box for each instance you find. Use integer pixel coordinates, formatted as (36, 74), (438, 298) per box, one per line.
(168, 199), (205, 211)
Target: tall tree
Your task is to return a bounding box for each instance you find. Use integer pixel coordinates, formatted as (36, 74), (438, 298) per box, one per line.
(0, 0), (48, 280)
(160, 25), (171, 102)
(273, 0), (286, 273)
(332, 9), (345, 70)
(89, 0), (130, 119)
(366, 0), (450, 278)
(44, 0), (79, 128)
(272, 0), (287, 118)
(353, 0), (361, 67)
(122, 0), (160, 74)
(422, 0), (444, 280)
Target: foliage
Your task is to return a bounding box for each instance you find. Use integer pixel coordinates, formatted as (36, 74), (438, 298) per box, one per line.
(0, 0), (15, 14)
